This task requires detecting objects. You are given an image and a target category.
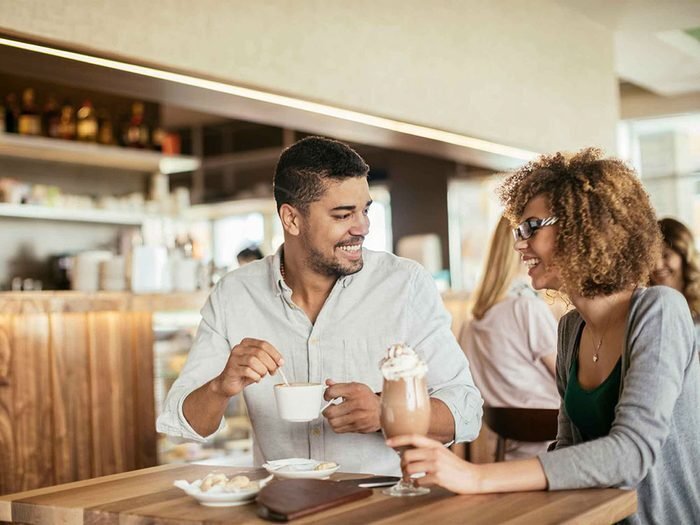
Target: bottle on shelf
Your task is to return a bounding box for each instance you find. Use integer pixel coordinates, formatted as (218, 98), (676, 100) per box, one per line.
(18, 88), (42, 136)
(43, 94), (61, 139)
(76, 99), (98, 142)
(124, 101), (149, 148)
(152, 126), (165, 152)
(57, 101), (76, 140)
(4, 93), (20, 133)
(97, 109), (115, 145)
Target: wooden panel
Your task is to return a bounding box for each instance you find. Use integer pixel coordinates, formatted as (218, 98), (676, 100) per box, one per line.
(0, 316), (14, 495)
(130, 312), (157, 469)
(87, 312), (134, 477)
(11, 314), (54, 492)
(50, 313), (93, 485)
(0, 301), (160, 496)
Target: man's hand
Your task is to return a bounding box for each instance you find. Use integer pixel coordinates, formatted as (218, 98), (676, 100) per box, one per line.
(211, 338), (284, 398)
(322, 379), (381, 433)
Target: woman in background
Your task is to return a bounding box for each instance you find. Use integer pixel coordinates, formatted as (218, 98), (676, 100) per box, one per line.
(390, 149), (700, 524)
(459, 215), (558, 459)
(650, 217), (700, 325)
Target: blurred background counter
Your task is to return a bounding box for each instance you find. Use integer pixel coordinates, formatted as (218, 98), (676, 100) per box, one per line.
(0, 290), (255, 497)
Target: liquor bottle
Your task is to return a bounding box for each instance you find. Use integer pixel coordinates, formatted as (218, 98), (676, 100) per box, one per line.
(97, 110), (114, 145)
(56, 102), (76, 140)
(76, 100), (98, 142)
(152, 126), (165, 152)
(43, 94), (61, 138)
(18, 88), (42, 136)
(124, 102), (149, 148)
(4, 93), (20, 133)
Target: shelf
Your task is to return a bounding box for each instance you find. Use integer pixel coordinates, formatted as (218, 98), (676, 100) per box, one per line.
(0, 132), (200, 174)
(0, 202), (145, 225)
(184, 198), (276, 220)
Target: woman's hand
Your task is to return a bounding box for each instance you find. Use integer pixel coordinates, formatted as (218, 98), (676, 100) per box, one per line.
(387, 434), (482, 494)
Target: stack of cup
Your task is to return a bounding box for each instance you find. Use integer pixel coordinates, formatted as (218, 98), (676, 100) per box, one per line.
(71, 251), (112, 292)
(99, 256), (126, 291)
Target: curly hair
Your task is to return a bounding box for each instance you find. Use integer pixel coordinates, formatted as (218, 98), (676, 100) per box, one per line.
(657, 218), (700, 318)
(497, 148), (662, 298)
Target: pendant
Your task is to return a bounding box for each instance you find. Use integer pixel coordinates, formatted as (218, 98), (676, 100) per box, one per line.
(592, 354), (599, 363)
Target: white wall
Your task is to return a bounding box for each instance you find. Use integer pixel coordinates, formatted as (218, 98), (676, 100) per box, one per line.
(0, 0), (618, 154)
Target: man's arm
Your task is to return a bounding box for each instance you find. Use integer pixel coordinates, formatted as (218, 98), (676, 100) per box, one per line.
(409, 266), (484, 443)
(182, 378), (235, 437)
(183, 337), (284, 437)
(428, 398), (455, 443)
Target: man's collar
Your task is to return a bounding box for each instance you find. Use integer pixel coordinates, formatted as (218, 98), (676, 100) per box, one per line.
(270, 246), (287, 296)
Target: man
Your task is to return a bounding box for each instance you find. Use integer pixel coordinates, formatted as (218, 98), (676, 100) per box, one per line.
(157, 136), (483, 475)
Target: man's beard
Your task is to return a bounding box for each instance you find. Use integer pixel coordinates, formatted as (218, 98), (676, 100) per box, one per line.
(302, 233), (364, 277)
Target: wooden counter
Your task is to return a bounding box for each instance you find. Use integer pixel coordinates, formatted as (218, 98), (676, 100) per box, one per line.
(0, 465), (638, 524)
(0, 290), (209, 314)
(0, 291), (208, 496)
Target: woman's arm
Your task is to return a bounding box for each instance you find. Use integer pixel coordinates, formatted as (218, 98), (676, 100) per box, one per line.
(387, 434), (547, 494)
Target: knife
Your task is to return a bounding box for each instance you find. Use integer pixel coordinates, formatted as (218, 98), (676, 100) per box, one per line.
(336, 476), (401, 488)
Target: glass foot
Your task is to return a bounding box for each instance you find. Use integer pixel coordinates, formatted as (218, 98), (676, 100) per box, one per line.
(382, 480), (430, 497)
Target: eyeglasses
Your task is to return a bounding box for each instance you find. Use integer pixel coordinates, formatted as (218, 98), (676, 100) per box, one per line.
(512, 216), (559, 241)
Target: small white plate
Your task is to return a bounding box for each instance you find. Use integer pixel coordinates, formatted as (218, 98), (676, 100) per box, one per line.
(263, 458), (340, 479)
(173, 474), (273, 507)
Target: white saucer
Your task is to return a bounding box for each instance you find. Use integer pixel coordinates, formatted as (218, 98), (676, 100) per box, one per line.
(262, 458), (340, 479)
(173, 474), (273, 507)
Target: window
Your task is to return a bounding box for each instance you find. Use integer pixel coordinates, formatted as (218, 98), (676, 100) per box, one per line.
(447, 176), (504, 291)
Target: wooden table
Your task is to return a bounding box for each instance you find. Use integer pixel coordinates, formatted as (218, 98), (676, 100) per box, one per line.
(0, 464), (637, 524)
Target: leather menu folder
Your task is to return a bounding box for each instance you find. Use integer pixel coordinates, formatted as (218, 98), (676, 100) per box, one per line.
(256, 479), (373, 521)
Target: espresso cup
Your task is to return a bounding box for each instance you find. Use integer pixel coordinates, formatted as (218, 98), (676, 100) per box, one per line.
(274, 382), (330, 422)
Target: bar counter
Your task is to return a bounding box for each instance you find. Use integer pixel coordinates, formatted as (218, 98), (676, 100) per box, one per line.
(0, 290), (208, 496)
(0, 290), (209, 314)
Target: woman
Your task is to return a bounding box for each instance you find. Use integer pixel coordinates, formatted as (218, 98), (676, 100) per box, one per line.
(389, 149), (700, 524)
(650, 217), (700, 323)
(460, 215), (558, 459)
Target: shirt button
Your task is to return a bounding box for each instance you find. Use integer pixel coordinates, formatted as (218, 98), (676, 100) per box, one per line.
(309, 337), (319, 344)
(311, 428), (321, 437)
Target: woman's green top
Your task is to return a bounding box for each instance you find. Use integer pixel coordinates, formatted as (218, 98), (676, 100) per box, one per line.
(563, 325), (622, 441)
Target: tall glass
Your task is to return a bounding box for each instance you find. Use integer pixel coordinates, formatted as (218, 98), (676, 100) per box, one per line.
(380, 374), (431, 496)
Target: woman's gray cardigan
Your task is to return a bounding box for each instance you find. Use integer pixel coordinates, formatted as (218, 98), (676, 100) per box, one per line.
(538, 286), (700, 524)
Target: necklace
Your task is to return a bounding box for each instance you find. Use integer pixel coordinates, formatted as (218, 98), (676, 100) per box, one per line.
(592, 336), (603, 363)
(588, 319), (611, 363)
(280, 256), (286, 281)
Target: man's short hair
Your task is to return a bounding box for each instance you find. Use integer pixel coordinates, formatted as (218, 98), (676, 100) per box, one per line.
(273, 136), (369, 213)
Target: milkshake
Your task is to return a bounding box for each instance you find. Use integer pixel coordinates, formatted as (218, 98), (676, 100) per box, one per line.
(379, 343), (431, 496)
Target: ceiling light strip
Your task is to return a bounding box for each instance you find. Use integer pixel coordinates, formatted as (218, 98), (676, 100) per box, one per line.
(0, 36), (536, 161)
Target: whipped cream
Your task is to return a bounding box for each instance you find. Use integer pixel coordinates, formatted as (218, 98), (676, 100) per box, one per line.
(380, 343), (428, 380)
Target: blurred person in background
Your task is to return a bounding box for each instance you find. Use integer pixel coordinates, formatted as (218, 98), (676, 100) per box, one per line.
(459, 215), (558, 460)
(237, 246), (264, 266)
(650, 217), (700, 329)
(390, 149), (700, 524)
